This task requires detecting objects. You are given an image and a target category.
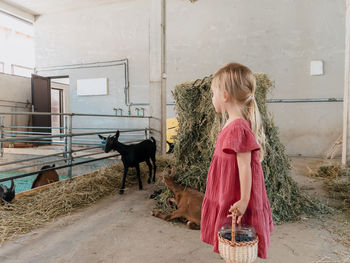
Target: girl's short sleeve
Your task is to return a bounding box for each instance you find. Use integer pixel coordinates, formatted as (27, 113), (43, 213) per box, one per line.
(222, 126), (260, 154)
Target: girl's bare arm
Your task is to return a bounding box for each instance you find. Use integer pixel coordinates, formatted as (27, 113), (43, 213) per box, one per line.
(229, 151), (252, 223)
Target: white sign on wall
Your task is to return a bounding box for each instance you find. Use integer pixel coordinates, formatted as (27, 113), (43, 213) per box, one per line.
(310, 60), (324, 76)
(77, 78), (108, 96)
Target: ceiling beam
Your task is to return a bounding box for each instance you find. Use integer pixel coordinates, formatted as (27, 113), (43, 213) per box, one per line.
(0, 2), (35, 23)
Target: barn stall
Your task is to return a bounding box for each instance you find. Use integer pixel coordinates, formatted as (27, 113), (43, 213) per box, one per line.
(0, 0), (349, 262)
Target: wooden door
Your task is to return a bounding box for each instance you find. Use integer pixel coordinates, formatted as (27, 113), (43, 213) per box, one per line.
(31, 74), (51, 144)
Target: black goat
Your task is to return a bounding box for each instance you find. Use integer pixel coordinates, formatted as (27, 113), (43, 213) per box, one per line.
(166, 140), (174, 154)
(0, 179), (15, 204)
(99, 131), (157, 194)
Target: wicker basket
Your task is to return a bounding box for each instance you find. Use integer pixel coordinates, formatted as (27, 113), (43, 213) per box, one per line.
(218, 209), (259, 263)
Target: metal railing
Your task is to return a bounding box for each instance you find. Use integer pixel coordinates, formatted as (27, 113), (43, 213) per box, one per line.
(266, 98), (343, 103)
(0, 111), (151, 186)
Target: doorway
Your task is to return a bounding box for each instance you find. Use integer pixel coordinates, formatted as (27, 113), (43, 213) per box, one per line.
(50, 77), (69, 142)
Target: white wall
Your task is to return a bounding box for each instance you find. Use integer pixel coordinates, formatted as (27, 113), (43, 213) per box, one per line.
(35, 0), (150, 107)
(35, 0), (151, 141)
(34, 0), (345, 157)
(165, 0), (345, 157)
(0, 73), (32, 129)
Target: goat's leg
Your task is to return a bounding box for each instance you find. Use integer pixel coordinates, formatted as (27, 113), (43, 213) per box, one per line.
(187, 221), (200, 230)
(150, 154), (157, 183)
(152, 208), (185, 221)
(120, 166), (128, 194)
(145, 158), (152, 184)
(135, 163), (143, 190)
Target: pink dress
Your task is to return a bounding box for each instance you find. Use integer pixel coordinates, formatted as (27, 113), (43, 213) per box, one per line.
(200, 118), (274, 259)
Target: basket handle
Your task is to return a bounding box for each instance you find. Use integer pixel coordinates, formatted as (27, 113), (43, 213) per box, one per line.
(231, 208), (242, 243)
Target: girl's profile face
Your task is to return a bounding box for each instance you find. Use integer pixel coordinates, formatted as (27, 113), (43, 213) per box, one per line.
(211, 82), (224, 113)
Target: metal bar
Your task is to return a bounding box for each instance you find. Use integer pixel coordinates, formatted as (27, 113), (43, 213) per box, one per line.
(72, 146), (101, 153)
(0, 156), (70, 173)
(72, 136), (146, 141)
(70, 142), (100, 145)
(4, 126), (63, 129)
(0, 135), (62, 142)
(0, 112), (69, 116)
(68, 127), (139, 130)
(67, 115), (73, 178)
(72, 151), (108, 159)
(4, 140), (65, 144)
(148, 117), (151, 139)
(71, 138), (109, 142)
(75, 113), (151, 118)
(11, 64), (33, 71)
(4, 128), (148, 135)
(6, 138), (143, 146)
(0, 99), (29, 105)
(4, 132), (63, 137)
(5, 140), (100, 146)
(4, 130), (63, 135)
(0, 129), (149, 142)
(0, 151), (69, 167)
(9, 140), (101, 146)
(0, 130), (120, 142)
(35, 59), (128, 72)
(125, 60), (130, 106)
(130, 103), (149, 106)
(266, 98), (343, 103)
(64, 116), (68, 166)
(0, 112), (151, 118)
(0, 104), (29, 109)
(119, 102), (175, 106)
(0, 153), (121, 183)
(165, 99), (344, 105)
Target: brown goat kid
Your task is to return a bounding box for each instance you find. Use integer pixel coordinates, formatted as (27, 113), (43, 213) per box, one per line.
(32, 164), (59, 189)
(152, 168), (204, 229)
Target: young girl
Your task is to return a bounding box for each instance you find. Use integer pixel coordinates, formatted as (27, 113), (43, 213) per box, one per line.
(200, 62), (274, 259)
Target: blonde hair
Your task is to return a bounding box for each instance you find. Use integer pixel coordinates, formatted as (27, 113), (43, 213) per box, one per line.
(212, 62), (266, 161)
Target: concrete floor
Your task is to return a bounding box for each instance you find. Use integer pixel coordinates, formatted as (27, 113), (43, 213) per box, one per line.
(0, 157), (349, 262)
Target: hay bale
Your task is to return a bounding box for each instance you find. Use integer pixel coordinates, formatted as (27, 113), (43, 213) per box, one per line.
(324, 177), (350, 213)
(155, 73), (332, 223)
(0, 156), (173, 246)
(307, 162), (346, 179)
(321, 165), (350, 213)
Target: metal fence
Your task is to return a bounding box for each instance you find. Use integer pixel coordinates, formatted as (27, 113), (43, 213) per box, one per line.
(0, 112), (151, 189)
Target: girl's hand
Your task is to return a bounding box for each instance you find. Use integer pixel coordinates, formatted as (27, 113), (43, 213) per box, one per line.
(228, 199), (249, 224)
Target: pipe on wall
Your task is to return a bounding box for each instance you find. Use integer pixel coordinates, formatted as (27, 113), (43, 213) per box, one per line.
(267, 98), (343, 103)
(35, 59), (138, 114)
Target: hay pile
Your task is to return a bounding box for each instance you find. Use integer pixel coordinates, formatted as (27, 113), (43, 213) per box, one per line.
(155, 73), (332, 223)
(324, 178), (350, 213)
(313, 164), (350, 213)
(0, 156), (173, 245)
(308, 162), (350, 245)
(305, 161), (350, 213)
(307, 162), (347, 179)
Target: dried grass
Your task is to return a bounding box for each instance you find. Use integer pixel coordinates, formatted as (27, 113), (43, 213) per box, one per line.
(307, 162), (347, 179)
(306, 160), (350, 214)
(155, 73), (333, 223)
(0, 156), (173, 246)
